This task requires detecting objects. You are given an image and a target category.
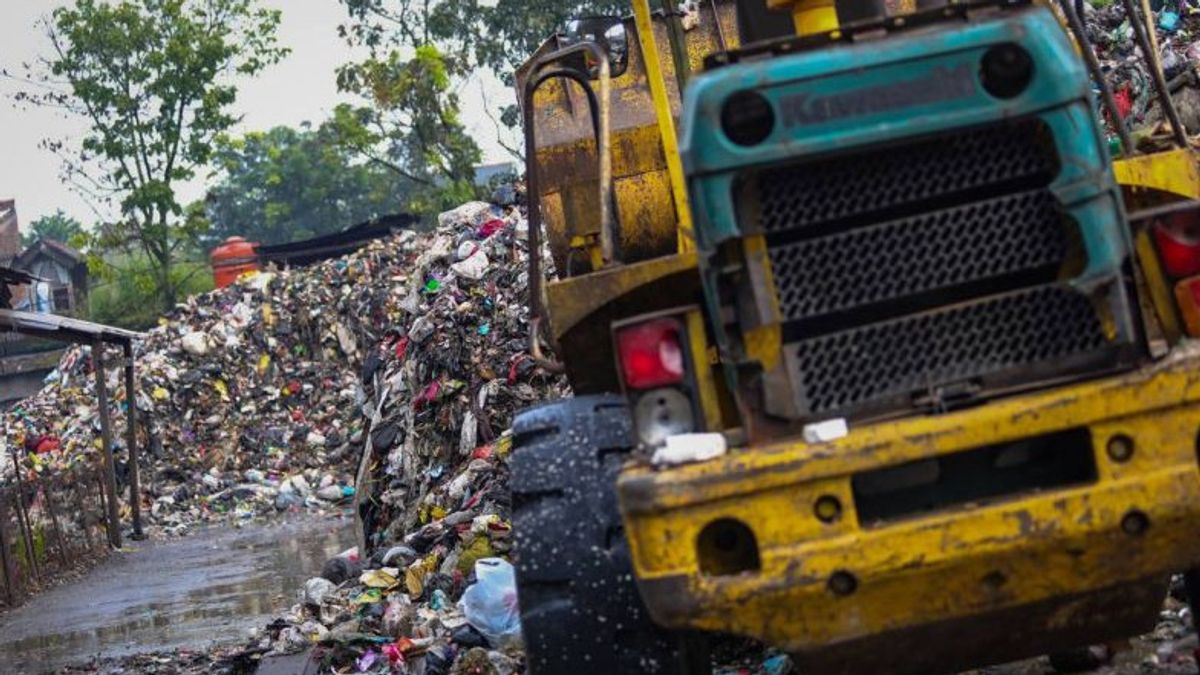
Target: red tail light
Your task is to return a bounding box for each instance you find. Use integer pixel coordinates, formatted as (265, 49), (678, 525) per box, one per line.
(1153, 212), (1200, 278)
(617, 318), (685, 389)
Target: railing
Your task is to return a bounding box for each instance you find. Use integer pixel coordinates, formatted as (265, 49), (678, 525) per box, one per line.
(0, 463), (113, 609)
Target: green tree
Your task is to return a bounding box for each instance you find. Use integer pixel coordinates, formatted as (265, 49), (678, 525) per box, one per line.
(206, 123), (411, 245)
(338, 0), (624, 78)
(22, 210), (86, 247)
(476, 0), (626, 85)
(16, 0), (287, 311)
(331, 44), (480, 213)
(337, 0), (624, 139)
(87, 251), (214, 330)
(333, 0), (510, 210)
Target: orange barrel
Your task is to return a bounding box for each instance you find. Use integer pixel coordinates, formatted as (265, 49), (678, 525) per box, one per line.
(210, 236), (261, 288)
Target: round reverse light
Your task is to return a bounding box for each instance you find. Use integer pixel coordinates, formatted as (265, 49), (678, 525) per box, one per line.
(633, 387), (695, 447)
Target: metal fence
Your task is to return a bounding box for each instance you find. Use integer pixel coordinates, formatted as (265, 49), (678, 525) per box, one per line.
(0, 463), (112, 609)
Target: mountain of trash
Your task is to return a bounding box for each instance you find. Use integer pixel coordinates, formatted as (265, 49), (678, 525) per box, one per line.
(181, 202), (781, 673)
(2, 195), (562, 542)
(222, 197), (574, 674)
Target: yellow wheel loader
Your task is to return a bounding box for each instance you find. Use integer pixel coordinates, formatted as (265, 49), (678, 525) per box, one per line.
(505, 0), (1200, 672)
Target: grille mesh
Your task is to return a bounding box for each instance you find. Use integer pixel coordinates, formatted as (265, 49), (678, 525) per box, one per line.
(755, 120), (1058, 234)
(793, 286), (1107, 413)
(770, 190), (1069, 321)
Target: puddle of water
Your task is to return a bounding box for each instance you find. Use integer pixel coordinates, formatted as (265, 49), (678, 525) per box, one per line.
(0, 515), (355, 674)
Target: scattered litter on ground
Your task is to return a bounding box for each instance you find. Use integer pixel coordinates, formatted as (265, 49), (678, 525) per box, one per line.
(1081, 0), (1200, 148)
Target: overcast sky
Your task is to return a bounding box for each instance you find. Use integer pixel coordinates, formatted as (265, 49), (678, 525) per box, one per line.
(0, 0), (517, 232)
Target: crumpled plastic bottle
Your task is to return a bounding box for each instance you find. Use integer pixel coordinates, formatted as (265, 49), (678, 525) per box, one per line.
(458, 558), (522, 647)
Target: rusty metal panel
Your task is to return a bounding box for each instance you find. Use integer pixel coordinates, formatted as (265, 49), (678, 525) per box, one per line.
(520, 1), (739, 271)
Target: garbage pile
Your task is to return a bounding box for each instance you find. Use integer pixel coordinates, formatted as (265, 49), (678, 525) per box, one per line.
(1081, 0), (1200, 146)
(1, 194), (549, 539)
(215, 197), (574, 673)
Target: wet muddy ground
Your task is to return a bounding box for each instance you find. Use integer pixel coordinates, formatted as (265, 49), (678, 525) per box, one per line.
(0, 515), (355, 674)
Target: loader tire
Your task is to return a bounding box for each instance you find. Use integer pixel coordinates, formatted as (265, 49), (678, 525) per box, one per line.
(511, 395), (708, 675)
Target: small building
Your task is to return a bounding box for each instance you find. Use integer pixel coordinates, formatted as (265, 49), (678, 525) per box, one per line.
(10, 238), (89, 315)
(0, 267), (63, 408)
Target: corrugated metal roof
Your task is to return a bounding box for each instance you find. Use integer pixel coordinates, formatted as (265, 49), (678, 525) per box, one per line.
(14, 238), (86, 270)
(0, 308), (145, 344)
(254, 213), (415, 267)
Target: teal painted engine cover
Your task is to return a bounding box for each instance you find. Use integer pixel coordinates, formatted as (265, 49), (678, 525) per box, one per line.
(680, 3), (1141, 425)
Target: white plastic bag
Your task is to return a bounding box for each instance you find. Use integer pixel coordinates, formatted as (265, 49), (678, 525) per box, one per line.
(458, 558), (522, 647)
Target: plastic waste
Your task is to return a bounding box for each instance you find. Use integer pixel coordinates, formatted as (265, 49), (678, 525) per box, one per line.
(437, 201), (497, 229)
(5, 184), (576, 674)
(1160, 9), (1180, 31)
(450, 249), (490, 280)
(316, 484), (345, 501)
(458, 558), (522, 647)
(303, 576), (337, 606)
(180, 331), (210, 356)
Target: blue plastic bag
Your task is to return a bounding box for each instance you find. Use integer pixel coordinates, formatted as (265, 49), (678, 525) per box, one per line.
(1161, 10), (1180, 31)
(458, 558), (522, 647)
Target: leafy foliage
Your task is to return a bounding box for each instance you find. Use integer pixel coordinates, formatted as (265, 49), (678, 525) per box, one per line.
(206, 123), (411, 245)
(332, 0), (630, 208)
(331, 42), (481, 212)
(338, 0), (624, 80)
(476, 0), (627, 86)
(22, 210), (86, 248)
(331, 47), (481, 212)
(337, 0), (625, 135)
(16, 0), (287, 311)
(88, 253), (214, 330)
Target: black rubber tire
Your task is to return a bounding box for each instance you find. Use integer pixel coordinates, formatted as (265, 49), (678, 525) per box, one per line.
(511, 394), (707, 675)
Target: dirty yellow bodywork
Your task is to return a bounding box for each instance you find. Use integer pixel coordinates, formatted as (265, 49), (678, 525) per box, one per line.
(1115, 146), (1200, 201)
(524, 2), (739, 392)
(618, 344), (1200, 672)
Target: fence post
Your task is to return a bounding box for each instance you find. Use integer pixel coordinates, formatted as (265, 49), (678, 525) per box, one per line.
(6, 443), (38, 582)
(123, 341), (144, 540)
(10, 474), (39, 585)
(0, 492), (19, 606)
(94, 340), (122, 549)
(73, 473), (96, 553)
(43, 480), (69, 568)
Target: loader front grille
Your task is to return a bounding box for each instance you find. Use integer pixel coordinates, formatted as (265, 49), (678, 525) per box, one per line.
(756, 119), (1059, 234)
(735, 118), (1127, 420)
(792, 285), (1107, 414)
(770, 189), (1071, 323)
